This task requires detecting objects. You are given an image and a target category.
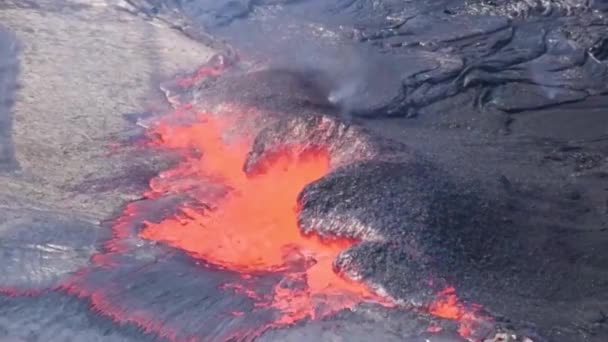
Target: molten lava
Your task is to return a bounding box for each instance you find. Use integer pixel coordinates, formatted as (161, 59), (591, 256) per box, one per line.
(429, 287), (485, 338)
(139, 114), (390, 326)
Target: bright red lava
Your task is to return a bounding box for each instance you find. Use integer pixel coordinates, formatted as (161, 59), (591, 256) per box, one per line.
(139, 115), (392, 326)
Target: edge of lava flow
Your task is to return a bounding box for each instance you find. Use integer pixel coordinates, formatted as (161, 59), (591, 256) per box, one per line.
(139, 113), (393, 329)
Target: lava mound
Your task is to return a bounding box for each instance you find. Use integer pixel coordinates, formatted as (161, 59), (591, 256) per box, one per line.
(241, 105), (513, 306)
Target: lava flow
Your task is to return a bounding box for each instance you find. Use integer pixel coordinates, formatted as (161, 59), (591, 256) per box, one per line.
(55, 58), (490, 341)
(139, 114), (391, 327)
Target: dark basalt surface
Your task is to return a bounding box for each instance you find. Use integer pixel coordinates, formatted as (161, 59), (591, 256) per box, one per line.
(244, 114), (417, 173)
(0, 293), (152, 341)
(124, 0), (608, 118)
(0, 207), (102, 292)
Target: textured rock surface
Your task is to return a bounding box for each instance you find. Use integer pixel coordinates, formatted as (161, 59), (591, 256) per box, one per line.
(244, 114), (417, 173)
(0, 293), (150, 341)
(0, 207), (102, 291)
(125, 0), (608, 119)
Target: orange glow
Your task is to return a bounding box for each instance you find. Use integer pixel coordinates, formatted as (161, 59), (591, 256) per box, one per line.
(139, 114), (391, 326)
(428, 287), (483, 338)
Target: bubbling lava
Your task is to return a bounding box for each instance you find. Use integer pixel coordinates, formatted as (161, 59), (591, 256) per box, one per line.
(139, 115), (392, 325)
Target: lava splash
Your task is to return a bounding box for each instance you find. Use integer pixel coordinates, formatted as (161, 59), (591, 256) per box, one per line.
(139, 114), (391, 328)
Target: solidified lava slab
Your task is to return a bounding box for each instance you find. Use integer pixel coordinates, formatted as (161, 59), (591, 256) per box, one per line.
(241, 111), (506, 338)
(125, 0), (608, 119)
(243, 114), (418, 173)
(0, 292), (153, 341)
(0, 207), (102, 293)
(0, 26), (20, 172)
(241, 110), (511, 290)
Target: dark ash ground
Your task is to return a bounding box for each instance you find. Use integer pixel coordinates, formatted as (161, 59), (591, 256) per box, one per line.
(2, 1), (608, 342)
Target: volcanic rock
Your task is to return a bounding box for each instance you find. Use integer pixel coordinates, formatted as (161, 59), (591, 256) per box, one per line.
(297, 159), (507, 301)
(0, 207), (102, 292)
(129, 0), (608, 119)
(0, 27), (19, 172)
(192, 68), (336, 115)
(244, 114), (417, 173)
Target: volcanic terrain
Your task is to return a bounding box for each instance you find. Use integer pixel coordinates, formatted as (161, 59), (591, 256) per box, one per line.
(1, 1), (608, 342)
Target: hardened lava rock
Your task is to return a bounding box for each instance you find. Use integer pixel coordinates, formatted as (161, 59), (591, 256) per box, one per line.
(461, 0), (597, 17)
(64, 248), (281, 342)
(332, 239), (442, 304)
(243, 114), (416, 173)
(258, 303), (469, 342)
(135, 0), (608, 118)
(0, 26), (19, 172)
(243, 114), (508, 304)
(192, 68), (335, 115)
(0, 207), (102, 292)
(297, 160), (505, 299)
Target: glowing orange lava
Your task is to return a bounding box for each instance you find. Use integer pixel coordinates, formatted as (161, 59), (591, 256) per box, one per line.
(429, 287), (484, 338)
(139, 114), (390, 326)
